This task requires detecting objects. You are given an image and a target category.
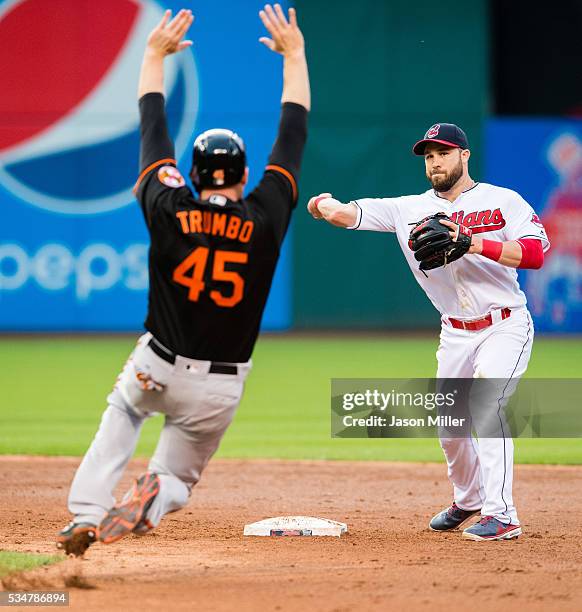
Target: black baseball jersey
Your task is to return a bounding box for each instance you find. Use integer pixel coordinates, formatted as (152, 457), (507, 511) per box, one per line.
(134, 93), (307, 362)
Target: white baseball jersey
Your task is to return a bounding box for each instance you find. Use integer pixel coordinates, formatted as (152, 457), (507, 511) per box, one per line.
(347, 182), (550, 319)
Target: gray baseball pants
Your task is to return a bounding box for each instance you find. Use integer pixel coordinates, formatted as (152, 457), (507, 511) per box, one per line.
(67, 332), (251, 529)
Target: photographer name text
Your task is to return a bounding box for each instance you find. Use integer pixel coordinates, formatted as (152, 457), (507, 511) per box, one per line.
(343, 415), (466, 428)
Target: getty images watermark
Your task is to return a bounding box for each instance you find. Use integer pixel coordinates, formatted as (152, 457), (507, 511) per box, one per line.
(342, 389), (462, 428)
(331, 379), (582, 438)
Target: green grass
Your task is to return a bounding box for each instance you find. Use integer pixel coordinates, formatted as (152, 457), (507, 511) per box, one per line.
(0, 335), (580, 463)
(0, 551), (62, 578)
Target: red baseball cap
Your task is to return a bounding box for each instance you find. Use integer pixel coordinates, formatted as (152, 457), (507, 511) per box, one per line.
(412, 123), (469, 155)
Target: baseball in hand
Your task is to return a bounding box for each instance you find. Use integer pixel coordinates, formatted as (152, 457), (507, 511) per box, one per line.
(307, 193), (333, 219)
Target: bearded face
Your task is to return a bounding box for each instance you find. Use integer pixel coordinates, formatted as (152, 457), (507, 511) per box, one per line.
(425, 149), (464, 193)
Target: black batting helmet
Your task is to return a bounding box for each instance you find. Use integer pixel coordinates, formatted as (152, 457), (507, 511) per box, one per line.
(190, 128), (246, 191)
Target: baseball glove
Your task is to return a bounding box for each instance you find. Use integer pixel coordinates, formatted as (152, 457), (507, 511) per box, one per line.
(408, 212), (473, 272)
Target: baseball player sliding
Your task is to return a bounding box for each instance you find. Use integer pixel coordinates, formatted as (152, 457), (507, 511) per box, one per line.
(57, 4), (310, 556)
(308, 123), (550, 541)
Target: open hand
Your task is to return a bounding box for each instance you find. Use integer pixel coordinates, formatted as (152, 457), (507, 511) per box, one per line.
(146, 9), (194, 57)
(259, 4), (304, 58)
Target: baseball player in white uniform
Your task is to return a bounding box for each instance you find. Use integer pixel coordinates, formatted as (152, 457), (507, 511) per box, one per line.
(307, 123), (550, 541)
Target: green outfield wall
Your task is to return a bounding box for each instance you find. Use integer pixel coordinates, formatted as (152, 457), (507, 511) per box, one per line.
(293, 0), (489, 328)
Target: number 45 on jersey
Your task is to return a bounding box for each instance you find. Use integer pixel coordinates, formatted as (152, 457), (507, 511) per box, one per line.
(173, 247), (248, 308)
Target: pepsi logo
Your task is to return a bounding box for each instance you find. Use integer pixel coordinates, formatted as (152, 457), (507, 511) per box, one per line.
(0, 0), (198, 215)
(426, 124), (440, 139)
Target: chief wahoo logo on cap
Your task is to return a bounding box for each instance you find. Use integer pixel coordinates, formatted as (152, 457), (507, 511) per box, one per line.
(426, 124), (441, 138)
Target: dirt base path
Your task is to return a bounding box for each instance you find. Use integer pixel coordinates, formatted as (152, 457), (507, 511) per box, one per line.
(0, 457), (580, 611)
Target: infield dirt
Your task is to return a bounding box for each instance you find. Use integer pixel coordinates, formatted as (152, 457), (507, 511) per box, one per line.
(0, 456), (580, 611)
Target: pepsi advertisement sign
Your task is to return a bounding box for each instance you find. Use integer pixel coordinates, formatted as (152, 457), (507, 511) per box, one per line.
(0, 0), (291, 330)
(485, 118), (582, 332)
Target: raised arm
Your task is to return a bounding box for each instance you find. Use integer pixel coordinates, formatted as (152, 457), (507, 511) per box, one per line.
(138, 9), (194, 98)
(135, 9), (193, 180)
(249, 4), (310, 222)
(259, 4), (310, 111)
(134, 9), (194, 214)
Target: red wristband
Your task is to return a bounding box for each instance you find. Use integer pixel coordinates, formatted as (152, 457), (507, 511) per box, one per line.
(480, 239), (503, 262)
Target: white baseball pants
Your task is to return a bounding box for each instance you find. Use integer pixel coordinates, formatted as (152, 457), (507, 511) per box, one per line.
(436, 307), (534, 525)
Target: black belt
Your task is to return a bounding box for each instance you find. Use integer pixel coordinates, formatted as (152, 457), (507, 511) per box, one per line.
(147, 338), (238, 375)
